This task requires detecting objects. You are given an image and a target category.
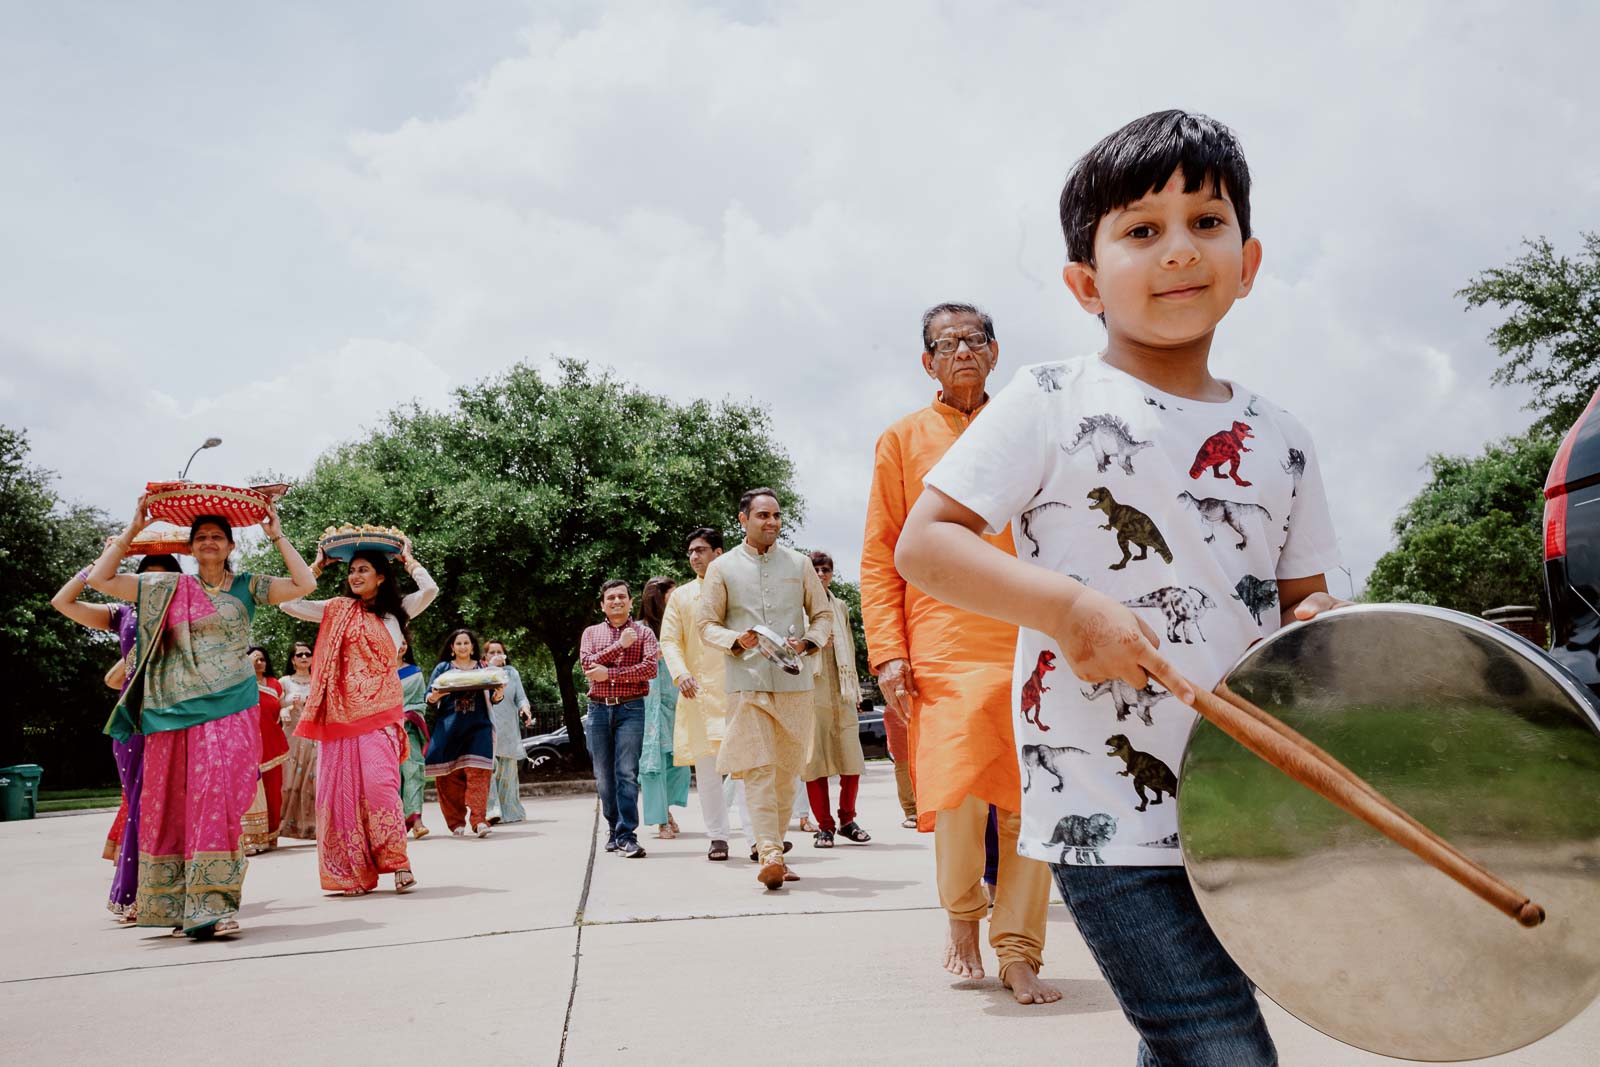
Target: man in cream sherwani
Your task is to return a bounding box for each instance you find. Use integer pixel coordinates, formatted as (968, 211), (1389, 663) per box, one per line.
(698, 487), (831, 891)
(659, 525), (736, 862)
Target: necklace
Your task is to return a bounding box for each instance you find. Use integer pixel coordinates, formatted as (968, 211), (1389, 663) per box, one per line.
(198, 570), (230, 595)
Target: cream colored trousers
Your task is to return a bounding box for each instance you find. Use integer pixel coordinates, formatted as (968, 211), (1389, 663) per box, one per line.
(934, 793), (1051, 980)
(742, 763), (798, 865)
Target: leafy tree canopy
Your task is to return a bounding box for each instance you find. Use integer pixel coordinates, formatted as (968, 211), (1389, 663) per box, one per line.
(244, 360), (800, 762)
(0, 426), (120, 782)
(1363, 431), (1557, 616)
(1459, 232), (1600, 436)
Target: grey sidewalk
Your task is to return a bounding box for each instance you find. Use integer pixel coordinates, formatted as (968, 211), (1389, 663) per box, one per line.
(2, 762), (1594, 1064)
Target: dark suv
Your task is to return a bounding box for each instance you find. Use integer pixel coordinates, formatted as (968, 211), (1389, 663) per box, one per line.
(1545, 388), (1600, 697)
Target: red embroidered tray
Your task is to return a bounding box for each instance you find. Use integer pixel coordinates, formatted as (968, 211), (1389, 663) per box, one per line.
(145, 481), (271, 528)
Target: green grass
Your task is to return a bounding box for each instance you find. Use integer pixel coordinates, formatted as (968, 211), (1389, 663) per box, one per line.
(1180, 702), (1600, 860)
(36, 788), (122, 813)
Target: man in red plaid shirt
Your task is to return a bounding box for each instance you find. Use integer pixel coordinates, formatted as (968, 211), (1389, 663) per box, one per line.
(580, 578), (660, 858)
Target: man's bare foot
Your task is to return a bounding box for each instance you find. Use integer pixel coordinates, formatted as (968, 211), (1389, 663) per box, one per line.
(943, 917), (984, 979)
(1001, 962), (1061, 1005)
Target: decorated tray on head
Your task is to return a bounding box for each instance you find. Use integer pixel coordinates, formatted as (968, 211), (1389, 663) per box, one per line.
(318, 523), (407, 562)
(145, 481), (283, 528)
(112, 522), (192, 557)
(432, 666), (508, 693)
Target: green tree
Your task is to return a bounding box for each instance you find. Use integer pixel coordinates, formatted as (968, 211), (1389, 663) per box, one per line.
(244, 360), (799, 764)
(1458, 232), (1600, 436)
(0, 426), (120, 783)
(1363, 431), (1557, 615)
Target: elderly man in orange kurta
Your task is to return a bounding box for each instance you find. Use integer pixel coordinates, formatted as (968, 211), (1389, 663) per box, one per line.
(860, 302), (1058, 1006)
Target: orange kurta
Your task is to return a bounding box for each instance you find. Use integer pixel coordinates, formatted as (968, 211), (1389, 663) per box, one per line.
(860, 394), (1020, 832)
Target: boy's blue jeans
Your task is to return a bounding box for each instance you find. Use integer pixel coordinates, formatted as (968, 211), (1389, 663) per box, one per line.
(1051, 864), (1277, 1067)
(585, 700), (645, 843)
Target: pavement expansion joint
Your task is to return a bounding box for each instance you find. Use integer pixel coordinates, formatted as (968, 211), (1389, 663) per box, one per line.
(556, 799), (601, 1066)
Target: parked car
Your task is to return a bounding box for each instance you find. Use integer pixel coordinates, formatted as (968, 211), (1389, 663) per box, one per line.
(521, 722), (579, 775)
(1544, 388), (1600, 698)
(857, 705), (888, 759)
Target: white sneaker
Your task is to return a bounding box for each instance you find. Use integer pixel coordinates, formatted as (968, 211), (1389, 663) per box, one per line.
(474, 823), (491, 838)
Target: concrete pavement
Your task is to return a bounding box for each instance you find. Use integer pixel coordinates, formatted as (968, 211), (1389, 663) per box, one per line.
(2, 761), (1595, 1064)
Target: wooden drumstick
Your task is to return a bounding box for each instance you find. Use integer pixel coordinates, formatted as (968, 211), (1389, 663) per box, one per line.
(1148, 668), (1546, 928)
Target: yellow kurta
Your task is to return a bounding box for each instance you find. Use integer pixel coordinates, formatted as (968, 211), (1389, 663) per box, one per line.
(860, 393), (1021, 831)
(659, 577), (727, 766)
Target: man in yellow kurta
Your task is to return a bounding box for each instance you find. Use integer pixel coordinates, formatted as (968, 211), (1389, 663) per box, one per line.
(860, 303), (1058, 1005)
(659, 526), (734, 861)
(699, 487), (832, 891)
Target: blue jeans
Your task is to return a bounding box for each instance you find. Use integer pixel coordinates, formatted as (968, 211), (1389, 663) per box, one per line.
(585, 700), (644, 843)
(1051, 865), (1277, 1067)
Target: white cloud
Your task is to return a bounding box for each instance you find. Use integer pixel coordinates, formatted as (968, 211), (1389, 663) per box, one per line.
(3, 0), (1595, 599)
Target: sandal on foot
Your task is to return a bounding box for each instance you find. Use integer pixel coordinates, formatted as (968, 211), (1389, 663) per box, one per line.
(451, 826), (465, 836)
(708, 839), (729, 861)
(475, 823), (492, 838)
(749, 840), (794, 862)
(412, 824), (431, 840)
(395, 871), (417, 894)
(798, 815), (816, 833)
(813, 829), (835, 848)
(901, 816), (918, 829)
(837, 821), (872, 844)
(341, 888), (367, 897)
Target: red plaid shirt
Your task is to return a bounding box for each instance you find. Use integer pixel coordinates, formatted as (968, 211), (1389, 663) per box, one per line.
(579, 618), (660, 702)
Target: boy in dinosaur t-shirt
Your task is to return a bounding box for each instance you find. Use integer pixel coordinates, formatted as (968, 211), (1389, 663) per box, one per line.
(897, 110), (1345, 1064)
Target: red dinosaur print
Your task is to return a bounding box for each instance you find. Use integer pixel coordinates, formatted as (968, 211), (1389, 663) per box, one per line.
(1020, 650), (1057, 732)
(1189, 421), (1254, 487)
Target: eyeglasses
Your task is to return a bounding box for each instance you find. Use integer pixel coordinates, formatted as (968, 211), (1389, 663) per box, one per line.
(928, 332), (990, 355)
(293, 651), (312, 658)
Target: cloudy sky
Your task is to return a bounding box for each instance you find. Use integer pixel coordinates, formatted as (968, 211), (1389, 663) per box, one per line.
(4, 1), (1596, 595)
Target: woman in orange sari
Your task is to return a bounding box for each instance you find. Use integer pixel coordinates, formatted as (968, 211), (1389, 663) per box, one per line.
(282, 541), (437, 895)
(240, 646), (288, 854)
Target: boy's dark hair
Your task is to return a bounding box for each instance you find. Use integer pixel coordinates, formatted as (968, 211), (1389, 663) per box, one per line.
(738, 487), (780, 517)
(599, 578), (630, 599)
(920, 303), (996, 353)
(1059, 110), (1252, 266)
(686, 526), (724, 551)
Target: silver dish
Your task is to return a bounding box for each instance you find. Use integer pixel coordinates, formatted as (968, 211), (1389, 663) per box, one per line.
(740, 624), (803, 675)
(1179, 603), (1600, 1061)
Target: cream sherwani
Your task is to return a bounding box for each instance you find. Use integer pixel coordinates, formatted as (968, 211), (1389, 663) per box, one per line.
(659, 578), (727, 765)
(660, 576), (734, 843)
(698, 541), (831, 863)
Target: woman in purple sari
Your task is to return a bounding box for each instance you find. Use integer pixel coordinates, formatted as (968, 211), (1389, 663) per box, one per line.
(51, 552), (183, 923)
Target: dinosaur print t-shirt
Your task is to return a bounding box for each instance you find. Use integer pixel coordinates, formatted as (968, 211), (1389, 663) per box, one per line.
(924, 355), (1341, 866)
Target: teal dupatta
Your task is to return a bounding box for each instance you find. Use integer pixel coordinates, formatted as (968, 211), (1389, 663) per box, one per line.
(105, 572), (267, 742)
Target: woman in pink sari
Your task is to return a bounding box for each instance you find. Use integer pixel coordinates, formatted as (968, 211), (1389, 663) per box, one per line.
(282, 540), (437, 895)
(88, 496), (316, 939)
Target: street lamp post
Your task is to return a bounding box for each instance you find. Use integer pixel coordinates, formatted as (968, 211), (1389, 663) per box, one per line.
(180, 437), (223, 480)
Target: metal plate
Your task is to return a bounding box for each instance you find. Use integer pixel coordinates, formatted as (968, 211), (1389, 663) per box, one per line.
(1179, 604), (1600, 1061)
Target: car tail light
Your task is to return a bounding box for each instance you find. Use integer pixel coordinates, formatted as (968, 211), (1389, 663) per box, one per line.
(1544, 388), (1600, 561)
(1545, 494), (1567, 560)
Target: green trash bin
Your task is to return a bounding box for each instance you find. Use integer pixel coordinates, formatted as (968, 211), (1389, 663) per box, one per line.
(0, 764), (42, 820)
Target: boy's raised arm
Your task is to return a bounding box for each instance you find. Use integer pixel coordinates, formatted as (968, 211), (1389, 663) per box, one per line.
(895, 486), (1195, 706)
